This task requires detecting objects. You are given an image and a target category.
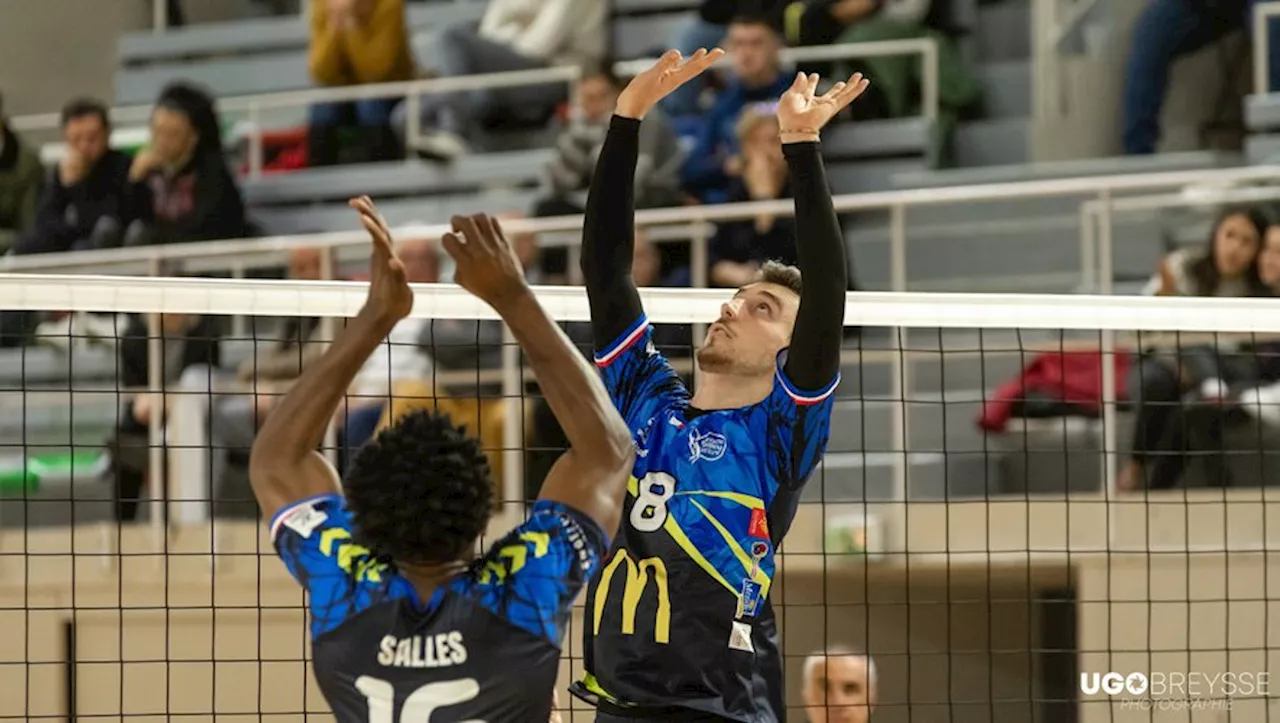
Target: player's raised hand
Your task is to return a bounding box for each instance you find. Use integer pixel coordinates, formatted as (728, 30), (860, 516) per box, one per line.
(776, 71), (871, 143)
(442, 213), (530, 311)
(350, 195), (413, 323)
(616, 48), (725, 120)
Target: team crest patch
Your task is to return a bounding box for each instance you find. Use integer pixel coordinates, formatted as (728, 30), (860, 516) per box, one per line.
(282, 502), (328, 539)
(688, 430), (727, 463)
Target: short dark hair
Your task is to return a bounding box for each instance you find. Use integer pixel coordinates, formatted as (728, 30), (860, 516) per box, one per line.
(61, 98), (110, 129)
(729, 11), (777, 31)
(344, 409), (495, 565)
(583, 62), (622, 90)
(756, 260), (803, 296)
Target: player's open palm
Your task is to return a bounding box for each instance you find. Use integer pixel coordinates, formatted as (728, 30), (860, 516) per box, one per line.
(777, 71), (871, 135)
(616, 47), (725, 119)
(350, 195), (413, 322)
(443, 213), (530, 310)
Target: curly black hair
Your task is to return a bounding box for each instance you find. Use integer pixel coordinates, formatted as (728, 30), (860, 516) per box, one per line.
(343, 409), (494, 565)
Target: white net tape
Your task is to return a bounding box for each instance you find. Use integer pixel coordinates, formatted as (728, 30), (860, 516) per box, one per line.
(2, 273), (1278, 331)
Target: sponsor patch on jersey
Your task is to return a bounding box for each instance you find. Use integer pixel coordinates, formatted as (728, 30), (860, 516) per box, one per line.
(737, 579), (763, 619)
(688, 430), (727, 463)
(729, 620), (755, 653)
(281, 502), (328, 539)
(748, 509), (769, 540)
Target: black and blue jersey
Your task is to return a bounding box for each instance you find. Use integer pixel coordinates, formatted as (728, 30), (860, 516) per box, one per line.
(271, 494), (608, 722)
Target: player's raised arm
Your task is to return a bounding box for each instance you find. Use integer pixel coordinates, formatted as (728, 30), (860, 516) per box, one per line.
(778, 72), (868, 391)
(444, 214), (634, 534)
(248, 196), (413, 522)
(581, 49), (723, 350)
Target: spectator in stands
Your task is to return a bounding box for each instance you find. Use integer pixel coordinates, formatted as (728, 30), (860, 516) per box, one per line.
(338, 237), (439, 466)
(1236, 223), (1280, 429)
(108, 312), (222, 521)
(1120, 205), (1270, 491)
(537, 67), (685, 216)
(1122, 0), (1280, 155)
(707, 102), (796, 287)
(802, 648), (878, 723)
(794, 0), (979, 163)
(307, 0), (415, 166)
(681, 13), (792, 203)
(127, 83), (251, 245)
(402, 0), (606, 159)
(664, 1), (794, 116)
(15, 99), (142, 255)
(0, 93), (44, 253)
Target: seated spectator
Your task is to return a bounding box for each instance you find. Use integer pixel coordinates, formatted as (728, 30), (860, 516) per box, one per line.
(401, 0), (606, 159)
(708, 103), (795, 287)
(802, 648), (878, 723)
(536, 67), (685, 216)
(15, 99), (141, 255)
(1237, 222), (1280, 427)
(307, 0), (415, 166)
(797, 0), (979, 162)
(1123, 0), (1280, 155)
(681, 13), (792, 204)
(1120, 205), (1270, 491)
(107, 312), (223, 521)
(663, 1), (794, 117)
(0, 93), (43, 253)
(338, 237), (440, 466)
(127, 83), (251, 246)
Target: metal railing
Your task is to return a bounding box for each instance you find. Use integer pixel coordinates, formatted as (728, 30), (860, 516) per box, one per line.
(615, 38), (941, 122)
(10, 36), (940, 173)
(11, 66), (583, 177)
(5, 161), (1280, 549)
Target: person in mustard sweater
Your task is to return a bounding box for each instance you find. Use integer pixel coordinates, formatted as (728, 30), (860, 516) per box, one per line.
(308, 0), (416, 165)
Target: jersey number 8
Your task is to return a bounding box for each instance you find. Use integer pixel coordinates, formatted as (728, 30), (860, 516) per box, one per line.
(630, 472), (676, 533)
(356, 675), (484, 723)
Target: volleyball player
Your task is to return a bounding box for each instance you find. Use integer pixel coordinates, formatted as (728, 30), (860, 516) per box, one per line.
(569, 52), (866, 721)
(250, 197), (634, 721)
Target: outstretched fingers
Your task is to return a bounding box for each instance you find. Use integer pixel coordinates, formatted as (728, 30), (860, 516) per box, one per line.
(441, 231), (469, 263)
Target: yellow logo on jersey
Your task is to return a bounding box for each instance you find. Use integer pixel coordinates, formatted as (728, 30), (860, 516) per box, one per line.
(593, 550), (671, 644)
(477, 531), (551, 585)
(320, 528), (386, 583)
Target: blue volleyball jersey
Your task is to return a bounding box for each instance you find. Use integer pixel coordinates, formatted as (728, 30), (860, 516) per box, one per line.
(572, 315), (838, 722)
(271, 494), (607, 722)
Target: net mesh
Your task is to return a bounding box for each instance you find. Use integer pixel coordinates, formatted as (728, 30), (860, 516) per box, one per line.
(2, 276), (1278, 722)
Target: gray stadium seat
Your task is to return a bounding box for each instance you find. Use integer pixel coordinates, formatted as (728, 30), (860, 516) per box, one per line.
(241, 149), (553, 206)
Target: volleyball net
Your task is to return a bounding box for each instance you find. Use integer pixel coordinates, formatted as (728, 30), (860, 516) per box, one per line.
(2, 274), (1278, 722)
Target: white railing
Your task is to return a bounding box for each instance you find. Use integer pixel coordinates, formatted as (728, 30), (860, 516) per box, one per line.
(1256, 0), (1280, 95)
(10, 66), (582, 177)
(616, 38), (941, 122)
(11, 37), (940, 173)
(6, 161), (1280, 546)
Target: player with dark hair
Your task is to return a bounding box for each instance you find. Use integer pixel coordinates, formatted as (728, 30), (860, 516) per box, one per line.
(569, 51), (867, 721)
(250, 197), (634, 721)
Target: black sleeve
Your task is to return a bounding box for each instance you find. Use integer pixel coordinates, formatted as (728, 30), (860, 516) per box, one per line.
(782, 141), (847, 391)
(580, 115), (645, 351)
(17, 172), (76, 255)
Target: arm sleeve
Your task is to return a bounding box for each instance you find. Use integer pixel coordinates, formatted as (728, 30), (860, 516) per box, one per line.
(271, 494), (399, 639)
(19, 174), (75, 255)
(581, 116), (645, 351)
(780, 142), (846, 394)
(456, 500), (608, 645)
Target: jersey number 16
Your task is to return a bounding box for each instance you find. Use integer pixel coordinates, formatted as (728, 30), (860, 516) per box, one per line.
(356, 675), (484, 723)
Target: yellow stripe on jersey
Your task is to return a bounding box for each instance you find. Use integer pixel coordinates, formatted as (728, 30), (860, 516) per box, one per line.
(680, 489), (765, 510)
(687, 498), (772, 599)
